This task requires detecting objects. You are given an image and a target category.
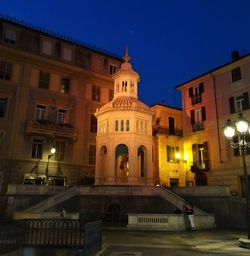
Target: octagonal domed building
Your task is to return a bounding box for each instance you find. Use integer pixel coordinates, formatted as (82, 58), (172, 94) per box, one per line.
(95, 47), (154, 185)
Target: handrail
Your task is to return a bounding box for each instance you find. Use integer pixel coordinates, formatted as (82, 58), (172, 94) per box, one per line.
(26, 186), (79, 213)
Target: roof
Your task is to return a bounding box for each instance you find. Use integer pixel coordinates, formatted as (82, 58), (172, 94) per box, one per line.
(0, 13), (123, 61)
(151, 103), (182, 111)
(96, 96), (153, 115)
(175, 52), (250, 89)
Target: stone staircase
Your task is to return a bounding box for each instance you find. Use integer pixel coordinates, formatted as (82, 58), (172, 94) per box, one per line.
(25, 186), (80, 213)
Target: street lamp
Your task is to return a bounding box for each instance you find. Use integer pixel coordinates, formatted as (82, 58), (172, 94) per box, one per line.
(224, 112), (250, 239)
(45, 147), (56, 179)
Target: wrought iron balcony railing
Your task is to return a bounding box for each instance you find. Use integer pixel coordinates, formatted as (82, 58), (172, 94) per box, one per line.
(25, 120), (78, 141)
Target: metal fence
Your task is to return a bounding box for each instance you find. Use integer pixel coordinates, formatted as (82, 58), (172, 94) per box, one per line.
(0, 219), (102, 255)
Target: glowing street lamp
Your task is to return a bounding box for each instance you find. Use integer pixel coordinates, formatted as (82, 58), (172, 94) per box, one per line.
(224, 112), (250, 239)
(45, 147), (56, 179)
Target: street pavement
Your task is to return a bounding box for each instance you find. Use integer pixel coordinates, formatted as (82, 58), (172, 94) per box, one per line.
(2, 229), (249, 255)
(98, 229), (250, 256)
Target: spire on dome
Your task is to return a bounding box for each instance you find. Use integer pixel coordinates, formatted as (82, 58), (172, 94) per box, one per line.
(123, 44), (131, 63)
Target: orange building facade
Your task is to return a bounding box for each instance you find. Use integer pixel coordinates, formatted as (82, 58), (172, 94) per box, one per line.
(0, 16), (122, 191)
(176, 51), (250, 196)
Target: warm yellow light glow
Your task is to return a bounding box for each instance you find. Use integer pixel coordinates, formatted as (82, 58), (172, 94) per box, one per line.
(184, 153), (188, 161)
(236, 119), (248, 133)
(224, 119), (235, 139)
(50, 147), (56, 154)
(175, 152), (181, 159)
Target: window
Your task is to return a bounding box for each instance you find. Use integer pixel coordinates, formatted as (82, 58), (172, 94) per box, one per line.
(109, 89), (114, 101)
(89, 145), (96, 164)
(31, 139), (43, 159)
(192, 142), (209, 170)
(90, 114), (97, 133)
(60, 78), (70, 94)
(189, 83), (204, 104)
(122, 81), (127, 91)
(0, 61), (12, 81)
(126, 120), (129, 131)
(62, 47), (72, 62)
(229, 92), (249, 113)
(166, 145), (179, 163)
(190, 107), (206, 131)
(92, 85), (100, 101)
(0, 98), (8, 118)
(121, 120), (124, 131)
(36, 105), (46, 120)
(231, 67), (242, 82)
(42, 40), (52, 55)
(57, 109), (67, 124)
(4, 29), (17, 45)
(115, 120), (119, 131)
(109, 64), (117, 74)
(20, 31), (39, 52)
(55, 141), (65, 161)
(39, 71), (50, 89)
(169, 117), (175, 135)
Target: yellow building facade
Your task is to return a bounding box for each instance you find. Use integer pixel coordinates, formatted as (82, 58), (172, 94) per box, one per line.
(151, 104), (193, 188)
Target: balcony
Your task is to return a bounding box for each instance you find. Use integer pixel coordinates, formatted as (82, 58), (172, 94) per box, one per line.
(191, 96), (202, 105)
(153, 127), (183, 137)
(192, 122), (204, 132)
(25, 120), (78, 141)
(191, 160), (210, 172)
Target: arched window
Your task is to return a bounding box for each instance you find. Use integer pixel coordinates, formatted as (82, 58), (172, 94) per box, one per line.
(115, 120), (119, 131)
(126, 120), (129, 131)
(121, 120), (124, 131)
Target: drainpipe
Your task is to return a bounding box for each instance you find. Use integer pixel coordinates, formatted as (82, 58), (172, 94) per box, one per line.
(211, 73), (223, 164)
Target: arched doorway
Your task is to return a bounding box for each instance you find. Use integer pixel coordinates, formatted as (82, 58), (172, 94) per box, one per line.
(137, 145), (146, 178)
(115, 144), (129, 182)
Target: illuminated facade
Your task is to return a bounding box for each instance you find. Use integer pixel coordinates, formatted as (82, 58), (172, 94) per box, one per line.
(176, 51), (250, 195)
(95, 48), (154, 185)
(151, 104), (192, 188)
(0, 16), (122, 191)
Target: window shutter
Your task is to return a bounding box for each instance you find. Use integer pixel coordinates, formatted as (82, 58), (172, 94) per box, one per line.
(167, 145), (171, 162)
(199, 82), (204, 93)
(192, 144), (197, 163)
(229, 97), (235, 113)
(243, 92), (249, 110)
(201, 106), (206, 121)
(203, 141), (209, 160)
(190, 110), (195, 124)
(189, 87), (193, 98)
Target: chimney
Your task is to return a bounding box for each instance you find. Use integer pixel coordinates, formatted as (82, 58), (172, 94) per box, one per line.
(231, 50), (240, 62)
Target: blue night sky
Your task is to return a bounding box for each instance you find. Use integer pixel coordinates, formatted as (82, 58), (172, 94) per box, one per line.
(1, 0), (250, 109)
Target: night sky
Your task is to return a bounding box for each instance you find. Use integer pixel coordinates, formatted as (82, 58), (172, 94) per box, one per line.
(1, 0), (250, 109)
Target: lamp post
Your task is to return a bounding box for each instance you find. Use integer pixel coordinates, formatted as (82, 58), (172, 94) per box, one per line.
(224, 113), (250, 239)
(45, 147), (56, 179)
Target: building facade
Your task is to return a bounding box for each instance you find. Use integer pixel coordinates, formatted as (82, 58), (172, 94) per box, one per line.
(151, 104), (192, 188)
(0, 16), (123, 191)
(95, 48), (154, 185)
(176, 51), (250, 196)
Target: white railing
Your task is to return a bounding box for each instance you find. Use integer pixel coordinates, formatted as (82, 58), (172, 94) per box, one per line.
(127, 213), (216, 231)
